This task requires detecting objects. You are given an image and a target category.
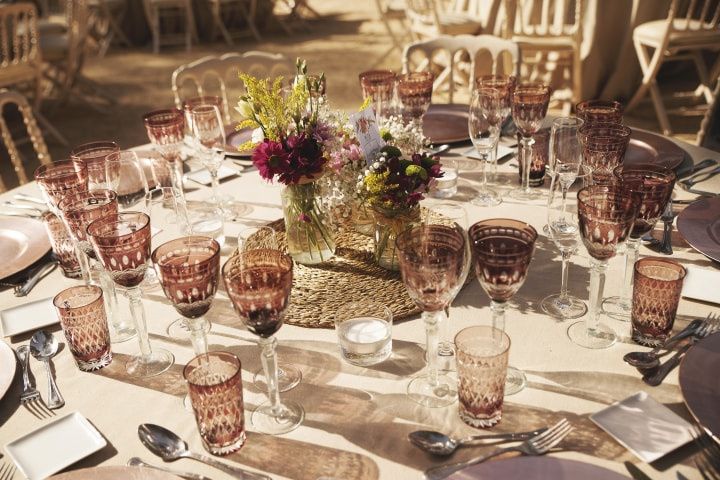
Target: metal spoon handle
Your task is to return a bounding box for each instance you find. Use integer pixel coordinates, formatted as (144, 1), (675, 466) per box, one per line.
(17, 347), (32, 392)
(42, 359), (64, 409)
(186, 451), (271, 480)
(425, 446), (519, 480)
(127, 458), (211, 480)
(459, 427), (547, 446)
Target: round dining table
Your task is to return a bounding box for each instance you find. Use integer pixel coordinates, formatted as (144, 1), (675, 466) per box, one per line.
(0, 127), (718, 480)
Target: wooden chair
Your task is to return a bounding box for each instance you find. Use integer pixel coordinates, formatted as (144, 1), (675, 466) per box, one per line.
(506, 0), (583, 111)
(402, 34), (519, 103)
(626, 0), (720, 135)
(88, 0), (133, 57)
(0, 3), (44, 111)
(405, 0), (484, 41)
(143, 0), (198, 54)
(372, 0), (410, 67)
(697, 77), (720, 151)
(207, 0), (261, 45)
(0, 89), (51, 192)
(171, 51), (292, 124)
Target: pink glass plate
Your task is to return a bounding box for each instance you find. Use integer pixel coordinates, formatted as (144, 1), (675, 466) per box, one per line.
(625, 130), (686, 171)
(0, 340), (16, 400)
(677, 196), (720, 263)
(0, 217), (51, 280)
(225, 125), (255, 159)
(680, 332), (720, 442)
(50, 466), (181, 479)
(448, 457), (628, 479)
(422, 104), (471, 144)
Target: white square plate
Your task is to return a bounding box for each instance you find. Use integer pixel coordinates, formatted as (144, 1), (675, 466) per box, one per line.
(0, 297), (56, 337)
(590, 391), (693, 463)
(682, 265), (720, 305)
(5, 412), (107, 480)
(185, 165), (240, 186)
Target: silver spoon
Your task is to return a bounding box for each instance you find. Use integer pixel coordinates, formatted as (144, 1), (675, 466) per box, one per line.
(408, 427), (548, 456)
(428, 144), (450, 156)
(138, 423), (271, 480)
(29, 330), (64, 409)
(623, 318), (702, 369)
(127, 457), (212, 480)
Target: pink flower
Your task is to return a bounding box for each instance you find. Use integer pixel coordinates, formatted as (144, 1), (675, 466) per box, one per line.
(252, 139), (288, 181)
(298, 212), (311, 223)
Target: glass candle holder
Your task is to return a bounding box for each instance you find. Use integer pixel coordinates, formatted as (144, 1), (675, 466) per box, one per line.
(53, 285), (112, 371)
(41, 211), (81, 279)
(334, 301), (393, 366)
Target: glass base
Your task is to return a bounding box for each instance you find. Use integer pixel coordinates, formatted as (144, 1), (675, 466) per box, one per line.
(632, 330), (668, 347)
(251, 400), (304, 435)
(166, 318), (212, 340)
(219, 199), (251, 221)
(253, 364), (302, 393)
(203, 430), (246, 456)
(125, 348), (174, 377)
(438, 340), (455, 357)
(542, 224), (549, 236)
(471, 187), (502, 207)
(407, 372), (457, 408)
(76, 350), (113, 372)
(504, 366), (526, 396)
(460, 408), (501, 428)
(567, 321), (617, 349)
(290, 247), (336, 265)
(541, 293), (588, 320)
(602, 296), (631, 321)
(140, 268), (161, 293)
(507, 187), (544, 201)
(110, 325), (137, 344)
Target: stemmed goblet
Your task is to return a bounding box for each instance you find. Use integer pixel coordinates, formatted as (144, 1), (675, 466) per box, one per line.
(475, 75), (516, 174)
(105, 150), (151, 212)
(57, 190), (135, 343)
(602, 164), (676, 319)
(222, 249), (304, 434)
(35, 159), (88, 212)
(396, 224), (467, 407)
(578, 122), (631, 185)
(568, 186), (638, 349)
(70, 141), (120, 191)
(509, 83), (551, 201)
(359, 70), (396, 121)
(143, 109), (186, 199)
(469, 219), (537, 395)
(576, 100), (623, 126)
(87, 212), (174, 376)
(469, 87), (502, 207)
(396, 71), (433, 127)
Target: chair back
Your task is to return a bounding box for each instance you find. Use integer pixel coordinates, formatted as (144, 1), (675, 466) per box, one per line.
(667, 0), (720, 34)
(508, 0), (582, 40)
(402, 34), (519, 102)
(405, 0), (442, 39)
(0, 3), (42, 85)
(172, 51), (293, 124)
(0, 89), (50, 192)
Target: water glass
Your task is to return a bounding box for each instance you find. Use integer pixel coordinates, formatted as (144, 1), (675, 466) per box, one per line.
(186, 202), (225, 247)
(53, 285), (112, 371)
(184, 351), (246, 455)
(42, 211), (81, 278)
(335, 301), (393, 366)
(456, 326), (510, 428)
(631, 258), (686, 346)
(430, 159), (458, 198)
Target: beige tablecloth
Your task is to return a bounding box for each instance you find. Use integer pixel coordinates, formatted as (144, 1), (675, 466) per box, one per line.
(0, 132), (718, 480)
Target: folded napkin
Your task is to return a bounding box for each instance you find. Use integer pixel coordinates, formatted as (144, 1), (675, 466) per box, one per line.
(682, 265), (720, 305)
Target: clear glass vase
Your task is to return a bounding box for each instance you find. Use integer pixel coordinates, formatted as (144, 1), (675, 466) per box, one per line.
(373, 206), (420, 271)
(281, 181), (336, 265)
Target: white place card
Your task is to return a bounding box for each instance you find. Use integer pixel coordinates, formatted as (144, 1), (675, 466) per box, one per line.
(682, 265), (720, 305)
(0, 297), (56, 337)
(349, 106), (385, 164)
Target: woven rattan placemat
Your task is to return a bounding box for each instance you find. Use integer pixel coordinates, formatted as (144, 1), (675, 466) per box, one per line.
(247, 219), (421, 329)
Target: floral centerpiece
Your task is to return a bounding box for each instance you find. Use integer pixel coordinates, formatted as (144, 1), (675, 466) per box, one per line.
(236, 60), (336, 264)
(358, 145), (442, 270)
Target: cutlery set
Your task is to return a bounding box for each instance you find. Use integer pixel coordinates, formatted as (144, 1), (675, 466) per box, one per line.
(15, 330), (64, 418)
(693, 425), (720, 479)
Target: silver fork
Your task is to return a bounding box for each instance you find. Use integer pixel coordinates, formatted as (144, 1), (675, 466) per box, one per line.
(424, 418), (573, 480)
(16, 345), (55, 419)
(0, 461), (16, 480)
(692, 425), (720, 480)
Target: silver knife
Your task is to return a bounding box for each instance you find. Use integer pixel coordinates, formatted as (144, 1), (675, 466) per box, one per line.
(676, 158), (717, 179)
(127, 458), (212, 480)
(624, 461), (653, 480)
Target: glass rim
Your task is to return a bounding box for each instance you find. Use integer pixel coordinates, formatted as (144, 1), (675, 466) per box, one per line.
(34, 159), (86, 181)
(577, 186), (638, 217)
(551, 116), (584, 128)
(454, 325), (511, 357)
(397, 71), (434, 83)
(578, 122), (631, 136)
(70, 141), (120, 159)
(221, 248), (293, 278)
(359, 69), (396, 83)
(151, 236), (221, 267)
(106, 150), (140, 163)
(53, 284), (103, 311)
(183, 351), (242, 387)
(86, 211), (150, 240)
(57, 189), (117, 214)
(182, 95), (223, 110)
(189, 103), (222, 115)
(634, 256), (687, 281)
(334, 300), (393, 325)
(613, 163), (676, 183)
(143, 108), (184, 127)
(468, 218), (538, 244)
(395, 223), (466, 253)
(576, 99), (624, 112)
(475, 74), (517, 86)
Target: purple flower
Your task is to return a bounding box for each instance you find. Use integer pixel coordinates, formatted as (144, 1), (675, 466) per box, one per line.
(298, 212), (311, 223)
(252, 139), (288, 181)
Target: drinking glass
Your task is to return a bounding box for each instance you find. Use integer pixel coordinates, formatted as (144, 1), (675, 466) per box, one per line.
(53, 285), (112, 371)
(469, 88), (502, 206)
(41, 211), (81, 278)
(153, 237), (220, 359)
(222, 249), (304, 434)
(186, 202), (225, 248)
(396, 71), (433, 127)
(568, 186), (638, 349)
(335, 301), (393, 366)
(183, 95), (224, 129)
(469, 219), (537, 395)
(70, 141), (120, 191)
(34, 159), (88, 212)
(431, 158), (458, 199)
(578, 122), (631, 185)
(576, 100), (623, 126)
(631, 258), (686, 346)
(359, 70), (396, 121)
(603, 164), (676, 319)
(58, 189), (135, 343)
(542, 166), (587, 319)
(105, 150), (151, 212)
(509, 83), (551, 200)
(456, 326), (510, 427)
(396, 224), (466, 407)
(184, 351), (246, 455)
(87, 212), (174, 376)
(237, 226), (301, 392)
(475, 75), (516, 175)
(143, 109), (185, 198)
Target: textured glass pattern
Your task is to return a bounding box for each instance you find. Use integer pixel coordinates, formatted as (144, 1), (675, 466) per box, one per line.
(576, 100), (624, 126)
(578, 123), (631, 184)
(632, 258), (686, 346)
(34, 159), (88, 210)
(42, 211), (81, 278)
(58, 189), (118, 257)
(577, 186), (638, 261)
(614, 164), (676, 238)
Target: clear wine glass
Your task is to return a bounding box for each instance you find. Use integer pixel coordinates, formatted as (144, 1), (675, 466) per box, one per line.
(70, 141), (120, 191)
(509, 83), (551, 201)
(469, 87), (502, 207)
(222, 249), (304, 434)
(396, 224), (467, 408)
(143, 109), (185, 200)
(469, 219), (537, 395)
(476, 75), (516, 176)
(87, 212), (174, 376)
(568, 186), (638, 349)
(602, 164), (676, 320)
(106, 150), (151, 212)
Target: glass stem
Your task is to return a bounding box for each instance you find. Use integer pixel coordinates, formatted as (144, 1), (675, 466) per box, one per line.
(559, 250), (572, 302)
(490, 300), (506, 333)
(258, 335), (283, 415)
(480, 152), (488, 189)
(171, 159), (184, 199)
(97, 267), (127, 334)
(491, 142), (498, 177)
(209, 168), (220, 206)
(621, 238), (640, 309)
(187, 317), (208, 356)
(127, 287), (152, 363)
(522, 137), (533, 193)
(587, 259), (608, 335)
(423, 310), (445, 387)
(76, 246), (92, 285)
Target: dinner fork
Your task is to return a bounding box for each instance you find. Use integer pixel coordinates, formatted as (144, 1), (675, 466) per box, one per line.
(0, 461), (16, 480)
(16, 345), (54, 419)
(424, 418), (573, 480)
(692, 425), (720, 480)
